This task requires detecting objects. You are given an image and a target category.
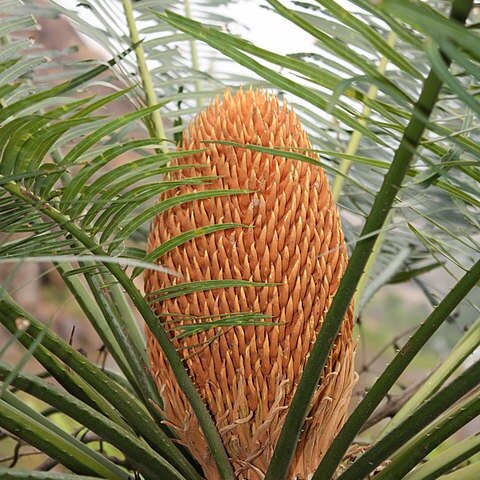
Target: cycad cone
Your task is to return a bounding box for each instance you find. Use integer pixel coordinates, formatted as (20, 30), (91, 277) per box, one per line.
(145, 89), (356, 479)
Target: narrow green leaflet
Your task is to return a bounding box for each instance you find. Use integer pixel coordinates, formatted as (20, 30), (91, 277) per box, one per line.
(93, 179), (215, 242)
(0, 39), (32, 63)
(147, 279), (275, 302)
(0, 45), (135, 123)
(173, 312), (275, 340)
(266, 0), (411, 104)
(131, 222), (247, 278)
(381, 0), (480, 59)
(78, 160), (207, 227)
(0, 57), (45, 88)
(43, 104), (166, 198)
(14, 117), (97, 178)
(0, 16), (35, 39)
(388, 262), (443, 283)
(158, 10), (386, 145)
(314, 0), (421, 78)
(107, 188), (251, 246)
(61, 138), (165, 208)
(426, 41), (480, 117)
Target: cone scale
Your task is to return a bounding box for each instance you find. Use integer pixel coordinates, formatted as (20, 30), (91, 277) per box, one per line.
(145, 90), (355, 479)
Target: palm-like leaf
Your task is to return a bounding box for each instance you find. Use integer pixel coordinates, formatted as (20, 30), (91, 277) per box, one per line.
(0, 0), (479, 479)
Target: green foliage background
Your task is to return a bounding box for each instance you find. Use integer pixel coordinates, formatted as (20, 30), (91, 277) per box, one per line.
(0, 0), (479, 479)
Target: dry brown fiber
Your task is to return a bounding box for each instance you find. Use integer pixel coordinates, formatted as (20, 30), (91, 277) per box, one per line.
(145, 89), (356, 480)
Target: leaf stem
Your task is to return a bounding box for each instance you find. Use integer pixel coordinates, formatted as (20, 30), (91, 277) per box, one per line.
(314, 260), (480, 479)
(379, 315), (480, 438)
(440, 461), (480, 480)
(0, 388), (129, 479)
(184, 0), (201, 106)
(122, 0), (167, 146)
(265, 1), (474, 478)
(105, 269), (147, 358)
(339, 362), (480, 480)
(83, 269), (164, 411)
(332, 31), (398, 202)
(335, 32), (397, 315)
(402, 433), (480, 480)
(0, 360), (187, 480)
(55, 262), (136, 383)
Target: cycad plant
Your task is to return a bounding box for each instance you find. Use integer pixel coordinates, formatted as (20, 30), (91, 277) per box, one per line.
(0, 0), (479, 480)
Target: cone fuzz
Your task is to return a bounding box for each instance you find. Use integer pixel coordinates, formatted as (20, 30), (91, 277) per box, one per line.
(145, 89), (356, 479)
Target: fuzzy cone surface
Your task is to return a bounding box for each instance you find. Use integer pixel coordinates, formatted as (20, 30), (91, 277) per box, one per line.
(145, 89), (356, 479)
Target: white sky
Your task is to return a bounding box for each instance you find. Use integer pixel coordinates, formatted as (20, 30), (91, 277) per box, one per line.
(216, 1), (315, 54)
(55, 0), (316, 55)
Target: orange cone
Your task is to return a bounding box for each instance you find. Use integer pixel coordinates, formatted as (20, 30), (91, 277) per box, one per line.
(145, 89), (356, 479)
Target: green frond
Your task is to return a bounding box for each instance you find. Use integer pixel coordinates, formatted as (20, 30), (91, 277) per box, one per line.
(0, 0), (478, 478)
